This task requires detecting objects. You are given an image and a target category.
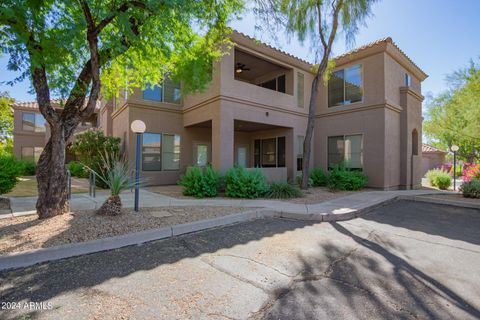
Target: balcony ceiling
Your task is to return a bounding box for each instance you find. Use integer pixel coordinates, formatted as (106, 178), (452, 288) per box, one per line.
(235, 49), (288, 82)
(188, 120), (288, 132)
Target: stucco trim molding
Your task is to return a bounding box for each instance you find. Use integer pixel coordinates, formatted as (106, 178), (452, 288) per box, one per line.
(400, 86), (425, 102)
(184, 95), (308, 118)
(315, 102), (402, 118)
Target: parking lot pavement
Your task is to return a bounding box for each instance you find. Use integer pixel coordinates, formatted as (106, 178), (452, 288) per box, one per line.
(1, 200), (479, 320)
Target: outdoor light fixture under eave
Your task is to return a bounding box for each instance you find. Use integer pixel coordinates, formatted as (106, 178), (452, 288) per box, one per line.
(451, 145), (459, 152)
(131, 120), (146, 212)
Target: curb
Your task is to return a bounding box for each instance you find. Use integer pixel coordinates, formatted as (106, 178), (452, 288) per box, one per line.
(398, 195), (480, 210)
(0, 209), (272, 272)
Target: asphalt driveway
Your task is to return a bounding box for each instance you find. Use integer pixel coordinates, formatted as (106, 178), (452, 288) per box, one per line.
(1, 200), (479, 319)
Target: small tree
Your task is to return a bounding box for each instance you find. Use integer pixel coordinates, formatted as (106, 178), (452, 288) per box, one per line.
(424, 60), (480, 163)
(0, 0), (243, 218)
(255, 0), (376, 189)
(0, 92), (14, 153)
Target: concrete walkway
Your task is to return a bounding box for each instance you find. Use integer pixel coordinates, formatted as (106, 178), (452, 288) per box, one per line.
(7, 188), (452, 220)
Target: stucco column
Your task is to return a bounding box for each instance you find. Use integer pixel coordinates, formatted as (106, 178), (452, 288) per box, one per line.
(211, 114), (234, 172)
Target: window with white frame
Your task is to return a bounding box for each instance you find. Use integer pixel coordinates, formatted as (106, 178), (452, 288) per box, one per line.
(141, 132), (181, 171)
(405, 73), (412, 87)
(328, 134), (363, 169)
(328, 65), (363, 107)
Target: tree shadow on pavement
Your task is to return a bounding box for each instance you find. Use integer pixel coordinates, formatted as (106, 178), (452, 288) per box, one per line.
(361, 200), (480, 246)
(258, 221), (480, 320)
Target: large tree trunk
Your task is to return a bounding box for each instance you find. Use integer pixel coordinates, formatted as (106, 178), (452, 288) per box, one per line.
(301, 76), (320, 189)
(36, 122), (70, 219)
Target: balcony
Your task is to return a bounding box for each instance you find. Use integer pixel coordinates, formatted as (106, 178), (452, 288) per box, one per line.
(234, 48), (294, 96)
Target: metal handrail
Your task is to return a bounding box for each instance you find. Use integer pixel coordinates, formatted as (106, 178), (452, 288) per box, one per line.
(88, 170), (97, 198)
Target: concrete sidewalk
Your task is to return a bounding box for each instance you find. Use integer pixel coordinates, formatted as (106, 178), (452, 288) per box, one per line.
(7, 188), (452, 220)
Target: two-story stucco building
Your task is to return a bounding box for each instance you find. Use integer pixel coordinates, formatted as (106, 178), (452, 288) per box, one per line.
(12, 31), (427, 190)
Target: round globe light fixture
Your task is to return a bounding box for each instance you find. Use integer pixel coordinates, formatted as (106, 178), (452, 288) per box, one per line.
(451, 145), (459, 152)
(131, 120), (146, 133)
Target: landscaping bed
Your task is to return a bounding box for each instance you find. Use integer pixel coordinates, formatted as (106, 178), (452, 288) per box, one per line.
(147, 184), (363, 204)
(0, 206), (252, 255)
(6, 176), (91, 197)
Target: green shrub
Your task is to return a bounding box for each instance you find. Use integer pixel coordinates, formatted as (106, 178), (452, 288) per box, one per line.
(70, 130), (121, 188)
(0, 154), (23, 194)
(295, 174), (313, 187)
(328, 166), (368, 191)
(68, 161), (88, 178)
(460, 180), (480, 198)
(426, 169), (451, 190)
(310, 168), (328, 187)
(179, 165), (221, 198)
(225, 166), (268, 198)
(17, 160), (36, 175)
(265, 182), (303, 199)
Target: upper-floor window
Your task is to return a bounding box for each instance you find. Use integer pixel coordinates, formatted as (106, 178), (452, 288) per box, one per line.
(259, 74), (286, 93)
(328, 65), (363, 107)
(297, 72), (304, 108)
(22, 112), (46, 132)
(405, 73), (412, 87)
(143, 77), (181, 104)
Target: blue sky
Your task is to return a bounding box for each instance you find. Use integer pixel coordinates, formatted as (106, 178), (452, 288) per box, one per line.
(1, 0), (479, 102)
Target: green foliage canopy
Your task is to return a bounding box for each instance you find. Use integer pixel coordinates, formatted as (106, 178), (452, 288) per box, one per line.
(424, 60), (480, 162)
(0, 0), (244, 99)
(0, 92), (14, 149)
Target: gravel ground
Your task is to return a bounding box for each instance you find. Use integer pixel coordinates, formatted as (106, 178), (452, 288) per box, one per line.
(147, 185), (363, 204)
(419, 193), (480, 204)
(0, 206), (252, 255)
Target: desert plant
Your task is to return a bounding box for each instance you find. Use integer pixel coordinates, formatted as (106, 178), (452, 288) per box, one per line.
(328, 166), (368, 191)
(265, 182), (303, 199)
(0, 154), (23, 194)
(460, 180), (480, 198)
(426, 169), (452, 189)
(17, 160), (36, 175)
(310, 168), (328, 187)
(225, 166), (268, 198)
(179, 165), (221, 198)
(88, 152), (135, 216)
(70, 130), (121, 188)
(68, 161), (88, 178)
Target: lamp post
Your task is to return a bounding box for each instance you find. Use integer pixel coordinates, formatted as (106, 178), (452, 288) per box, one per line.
(131, 120), (146, 212)
(451, 145), (459, 191)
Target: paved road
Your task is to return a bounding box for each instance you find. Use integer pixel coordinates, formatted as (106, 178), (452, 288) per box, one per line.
(1, 200), (479, 320)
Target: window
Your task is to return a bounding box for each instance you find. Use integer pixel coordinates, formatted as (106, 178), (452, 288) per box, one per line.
(405, 73), (412, 87)
(22, 112), (45, 132)
(297, 135), (304, 171)
(196, 145), (208, 166)
(142, 133), (161, 171)
(162, 134), (180, 170)
(259, 74), (286, 93)
(297, 72), (304, 108)
(328, 134), (363, 169)
(143, 85), (162, 102)
(142, 132), (181, 171)
(143, 77), (181, 104)
(254, 137), (286, 168)
(328, 65), (363, 107)
(21, 147), (43, 162)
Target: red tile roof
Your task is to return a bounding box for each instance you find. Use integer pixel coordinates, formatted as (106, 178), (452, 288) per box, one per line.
(422, 144), (447, 154)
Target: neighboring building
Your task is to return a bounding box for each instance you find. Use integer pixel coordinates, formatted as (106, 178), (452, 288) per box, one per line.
(422, 144), (447, 176)
(13, 31), (428, 190)
(11, 99), (100, 163)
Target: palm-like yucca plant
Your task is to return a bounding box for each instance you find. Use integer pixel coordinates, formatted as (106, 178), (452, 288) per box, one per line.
(86, 150), (136, 216)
